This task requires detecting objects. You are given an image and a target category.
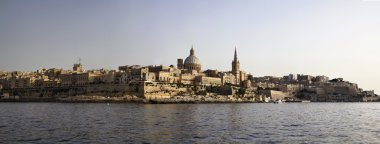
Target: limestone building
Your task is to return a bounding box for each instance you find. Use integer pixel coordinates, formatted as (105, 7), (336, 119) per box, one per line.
(73, 63), (84, 73)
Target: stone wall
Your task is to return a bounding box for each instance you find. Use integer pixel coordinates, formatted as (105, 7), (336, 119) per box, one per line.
(1, 81), (254, 102)
(143, 82), (194, 100)
(194, 76), (222, 86)
(1, 83), (142, 99)
(260, 90), (289, 100)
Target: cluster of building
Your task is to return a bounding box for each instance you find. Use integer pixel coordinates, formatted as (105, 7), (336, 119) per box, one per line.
(0, 46), (378, 102)
(0, 64), (119, 89)
(251, 74), (377, 102)
(118, 47), (250, 87)
(0, 47), (249, 89)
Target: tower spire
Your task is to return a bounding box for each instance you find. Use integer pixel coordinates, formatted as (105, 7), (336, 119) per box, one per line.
(234, 46), (238, 61)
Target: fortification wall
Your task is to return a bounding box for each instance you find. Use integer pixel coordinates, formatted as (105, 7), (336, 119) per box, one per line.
(2, 83), (142, 99)
(143, 82), (192, 100)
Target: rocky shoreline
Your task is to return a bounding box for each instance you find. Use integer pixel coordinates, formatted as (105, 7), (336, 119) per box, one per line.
(0, 95), (257, 104)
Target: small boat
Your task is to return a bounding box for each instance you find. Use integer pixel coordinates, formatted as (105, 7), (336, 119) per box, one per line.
(274, 99), (285, 104)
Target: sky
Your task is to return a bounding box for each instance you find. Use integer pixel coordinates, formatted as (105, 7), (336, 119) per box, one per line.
(0, 0), (379, 92)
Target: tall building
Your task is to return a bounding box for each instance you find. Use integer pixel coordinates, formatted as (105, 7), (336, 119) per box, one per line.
(177, 59), (184, 69)
(73, 59), (84, 73)
(232, 47), (240, 83)
(184, 46), (201, 72)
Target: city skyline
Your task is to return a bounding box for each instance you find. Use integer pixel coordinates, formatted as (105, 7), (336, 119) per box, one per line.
(1, 0), (380, 93)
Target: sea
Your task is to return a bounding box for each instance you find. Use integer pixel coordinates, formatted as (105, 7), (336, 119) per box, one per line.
(0, 102), (379, 143)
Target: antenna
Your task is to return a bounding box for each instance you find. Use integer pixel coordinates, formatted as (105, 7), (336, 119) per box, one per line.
(79, 58), (81, 64)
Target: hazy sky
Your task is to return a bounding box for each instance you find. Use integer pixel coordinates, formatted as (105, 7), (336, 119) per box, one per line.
(0, 0), (379, 92)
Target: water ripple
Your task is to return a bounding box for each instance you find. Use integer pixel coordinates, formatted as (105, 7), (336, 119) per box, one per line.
(0, 103), (379, 143)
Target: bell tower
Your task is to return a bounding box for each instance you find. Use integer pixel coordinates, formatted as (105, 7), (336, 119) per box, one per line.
(73, 58), (84, 73)
(232, 47), (240, 84)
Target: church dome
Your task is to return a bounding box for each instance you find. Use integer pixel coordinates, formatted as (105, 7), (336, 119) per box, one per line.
(184, 55), (201, 65)
(183, 47), (201, 72)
